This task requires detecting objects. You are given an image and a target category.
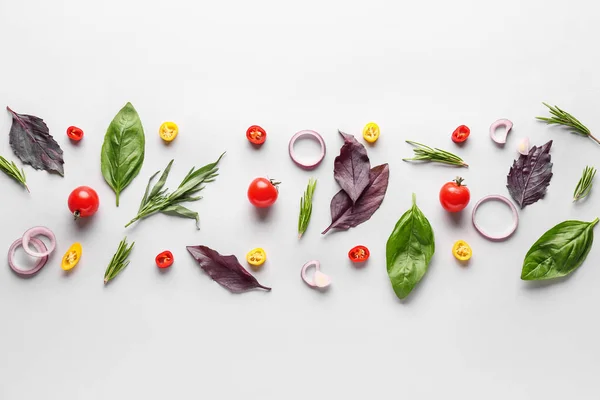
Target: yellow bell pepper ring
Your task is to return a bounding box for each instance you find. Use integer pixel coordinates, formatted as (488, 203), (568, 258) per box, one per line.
(159, 121), (179, 142)
(246, 248), (267, 267)
(452, 240), (472, 261)
(61, 242), (82, 271)
(362, 122), (380, 144)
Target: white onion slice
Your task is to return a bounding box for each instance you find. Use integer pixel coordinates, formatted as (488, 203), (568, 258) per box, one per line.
(22, 226), (56, 258)
(489, 119), (514, 144)
(8, 237), (49, 277)
(517, 137), (530, 155)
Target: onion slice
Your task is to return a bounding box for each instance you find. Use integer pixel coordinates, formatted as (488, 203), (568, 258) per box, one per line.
(517, 137), (530, 155)
(288, 130), (326, 170)
(472, 195), (519, 241)
(8, 237), (49, 277)
(301, 260), (331, 289)
(489, 119), (514, 144)
(22, 226), (56, 258)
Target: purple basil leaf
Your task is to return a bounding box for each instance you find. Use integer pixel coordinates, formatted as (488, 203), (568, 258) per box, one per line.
(322, 163), (390, 234)
(6, 106), (64, 176)
(506, 140), (553, 209)
(334, 130), (371, 204)
(186, 245), (271, 293)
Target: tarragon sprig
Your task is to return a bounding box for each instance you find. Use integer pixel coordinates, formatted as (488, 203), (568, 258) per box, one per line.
(403, 141), (468, 167)
(0, 155), (28, 192)
(298, 178), (317, 238)
(573, 166), (596, 202)
(125, 153), (225, 228)
(104, 237), (135, 284)
(536, 103), (600, 146)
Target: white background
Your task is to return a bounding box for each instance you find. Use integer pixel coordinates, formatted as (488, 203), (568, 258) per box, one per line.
(1, 0), (599, 399)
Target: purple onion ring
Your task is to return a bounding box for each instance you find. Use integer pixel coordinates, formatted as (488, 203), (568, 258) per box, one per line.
(22, 226), (56, 258)
(8, 237), (49, 277)
(472, 195), (519, 241)
(301, 260), (331, 289)
(288, 130), (326, 170)
(489, 119), (513, 144)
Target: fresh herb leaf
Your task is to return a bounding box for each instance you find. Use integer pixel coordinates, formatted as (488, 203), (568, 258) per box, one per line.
(521, 218), (598, 280)
(125, 154), (224, 228)
(101, 102), (145, 206)
(6, 106), (64, 176)
(536, 103), (600, 146)
(186, 245), (271, 293)
(0, 155), (28, 192)
(573, 166), (596, 202)
(298, 178), (317, 238)
(403, 140), (468, 167)
(506, 140), (553, 208)
(386, 193), (435, 299)
(104, 237), (135, 284)
(322, 164), (389, 234)
(334, 131), (370, 203)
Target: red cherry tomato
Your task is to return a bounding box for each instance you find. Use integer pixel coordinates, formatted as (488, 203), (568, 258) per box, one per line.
(67, 126), (84, 141)
(155, 250), (174, 268)
(451, 125), (470, 143)
(348, 245), (370, 262)
(439, 177), (470, 212)
(247, 177), (279, 208)
(68, 186), (100, 219)
(246, 125), (267, 145)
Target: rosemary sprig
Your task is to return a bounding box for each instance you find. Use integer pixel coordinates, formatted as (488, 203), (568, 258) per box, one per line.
(125, 153), (225, 228)
(298, 178), (317, 238)
(0, 155), (28, 192)
(403, 140), (468, 167)
(104, 237), (135, 284)
(573, 166), (596, 202)
(536, 103), (600, 146)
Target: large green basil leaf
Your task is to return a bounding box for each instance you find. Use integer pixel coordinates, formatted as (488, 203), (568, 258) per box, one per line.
(521, 218), (598, 280)
(101, 102), (145, 206)
(386, 194), (435, 299)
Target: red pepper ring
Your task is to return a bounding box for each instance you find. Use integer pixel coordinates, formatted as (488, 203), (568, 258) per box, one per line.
(348, 245), (370, 263)
(452, 125), (470, 143)
(67, 126), (84, 141)
(155, 250), (174, 269)
(246, 125), (267, 145)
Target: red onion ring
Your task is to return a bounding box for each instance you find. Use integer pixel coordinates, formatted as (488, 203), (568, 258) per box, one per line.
(472, 195), (519, 241)
(288, 130), (326, 170)
(489, 119), (513, 144)
(22, 226), (56, 258)
(8, 237), (49, 277)
(301, 260), (331, 289)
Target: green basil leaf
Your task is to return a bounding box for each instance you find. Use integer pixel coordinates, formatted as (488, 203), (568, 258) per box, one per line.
(101, 102), (145, 206)
(521, 218), (599, 280)
(386, 194), (435, 299)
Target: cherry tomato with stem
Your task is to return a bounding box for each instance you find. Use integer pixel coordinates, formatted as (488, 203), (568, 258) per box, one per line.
(246, 125), (267, 145)
(67, 126), (84, 141)
(247, 177), (279, 208)
(348, 245), (370, 263)
(439, 177), (470, 212)
(68, 186), (100, 219)
(156, 251), (174, 268)
(451, 125), (470, 144)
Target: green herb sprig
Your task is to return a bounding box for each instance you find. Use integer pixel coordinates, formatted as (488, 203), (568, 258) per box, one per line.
(0, 156), (28, 192)
(104, 237), (135, 284)
(573, 166), (596, 202)
(403, 141), (468, 167)
(536, 103), (600, 146)
(298, 178), (317, 238)
(125, 153), (224, 228)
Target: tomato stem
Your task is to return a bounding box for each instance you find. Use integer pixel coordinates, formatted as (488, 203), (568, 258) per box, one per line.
(454, 176), (466, 186)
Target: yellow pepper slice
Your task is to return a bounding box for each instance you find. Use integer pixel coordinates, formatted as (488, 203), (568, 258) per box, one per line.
(61, 242), (82, 271)
(452, 240), (472, 261)
(159, 122), (179, 142)
(246, 247), (267, 267)
(362, 122), (380, 144)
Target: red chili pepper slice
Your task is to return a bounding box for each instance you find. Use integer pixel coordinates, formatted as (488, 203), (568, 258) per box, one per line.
(348, 245), (370, 262)
(451, 125), (470, 143)
(155, 250), (174, 268)
(67, 126), (84, 141)
(246, 125), (267, 145)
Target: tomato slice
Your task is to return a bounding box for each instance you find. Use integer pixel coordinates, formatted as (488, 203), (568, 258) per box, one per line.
(452, 125), (470, 143)
(67, 126), (84, 141)
(155, 250), (174, 268)
(348, 245), (370, 262)
(246, 125), (267, 145)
